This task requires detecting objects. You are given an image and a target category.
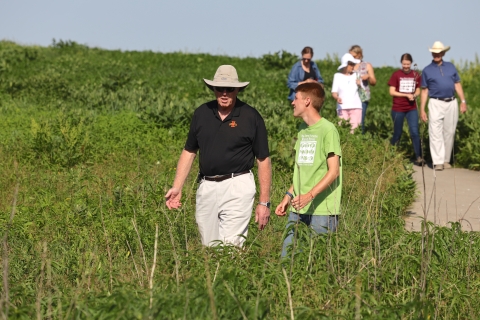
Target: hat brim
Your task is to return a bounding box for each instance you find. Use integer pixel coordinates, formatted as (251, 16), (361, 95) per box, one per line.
(337, 57), (360, 70)
(429, 46), (450, 53)
(203, 79), (250, 92)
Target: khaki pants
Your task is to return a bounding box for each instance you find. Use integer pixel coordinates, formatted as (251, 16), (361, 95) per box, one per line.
(428, 99), (458, 165)
(195, 172), (256, 247)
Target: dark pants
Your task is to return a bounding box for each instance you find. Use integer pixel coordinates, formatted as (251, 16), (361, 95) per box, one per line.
(361, 101), (369, 134)
(390, 109), (422, 159)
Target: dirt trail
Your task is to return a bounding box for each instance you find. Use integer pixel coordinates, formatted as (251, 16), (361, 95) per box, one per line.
(404, 165), (480, 231)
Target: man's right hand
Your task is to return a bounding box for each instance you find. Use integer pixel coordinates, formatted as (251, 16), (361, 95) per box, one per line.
(275, 198), (290, 216)
(420, 110), (428, 122)
(165, 187), (182, 209)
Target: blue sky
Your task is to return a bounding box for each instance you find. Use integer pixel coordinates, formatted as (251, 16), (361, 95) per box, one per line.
(1, 0), (479, 69)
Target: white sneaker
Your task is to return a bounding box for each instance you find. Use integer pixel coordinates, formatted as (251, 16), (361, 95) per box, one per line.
(444, 162), (452, 169)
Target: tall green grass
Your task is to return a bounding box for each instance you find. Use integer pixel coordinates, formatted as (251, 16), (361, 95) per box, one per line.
(0, 41), (479, 318)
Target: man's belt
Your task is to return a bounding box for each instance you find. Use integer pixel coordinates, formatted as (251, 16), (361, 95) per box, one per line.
(201, 170), (250, 182)
(431, 96), (455, 102)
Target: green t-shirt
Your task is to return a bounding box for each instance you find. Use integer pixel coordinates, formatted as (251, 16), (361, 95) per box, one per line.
(293, 118), (342, 215)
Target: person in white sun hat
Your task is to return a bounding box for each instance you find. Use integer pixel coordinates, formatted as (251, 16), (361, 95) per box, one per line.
(165, 65), (271, 247)
(331, 53), (362, 133)
(420, 41), (468, 171)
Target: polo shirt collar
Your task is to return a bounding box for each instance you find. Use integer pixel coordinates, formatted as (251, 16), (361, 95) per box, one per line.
(231, 99), (243, 117)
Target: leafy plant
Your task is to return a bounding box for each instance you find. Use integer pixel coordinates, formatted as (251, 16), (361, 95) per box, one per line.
(261, 50), (299, 70)
(1, 40), (479, 319)
(29, 113), (91, 167)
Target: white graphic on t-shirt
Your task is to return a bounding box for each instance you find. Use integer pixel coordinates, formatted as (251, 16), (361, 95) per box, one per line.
(399, 78), (415, 93)
(298, 141), (317, 164)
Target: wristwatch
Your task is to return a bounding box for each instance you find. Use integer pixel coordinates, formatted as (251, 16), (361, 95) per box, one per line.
(259, 201), (271, 209)
(461, 100), (466, 103)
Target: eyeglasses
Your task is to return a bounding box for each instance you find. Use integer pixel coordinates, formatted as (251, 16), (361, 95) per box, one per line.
(302, 58), (311, 62)
(214, 87), (236, 93)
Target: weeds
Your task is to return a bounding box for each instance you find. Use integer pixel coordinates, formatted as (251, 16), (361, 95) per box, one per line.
(0, 41), (479, 318)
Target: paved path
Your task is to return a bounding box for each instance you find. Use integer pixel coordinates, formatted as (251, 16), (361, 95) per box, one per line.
(404, 165), (480, 231)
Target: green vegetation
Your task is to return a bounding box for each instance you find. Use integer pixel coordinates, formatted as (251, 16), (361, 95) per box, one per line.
(0, 40), (479, 318)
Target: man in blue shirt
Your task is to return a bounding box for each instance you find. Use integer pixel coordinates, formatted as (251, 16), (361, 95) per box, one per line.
(420, 41), (468, 171)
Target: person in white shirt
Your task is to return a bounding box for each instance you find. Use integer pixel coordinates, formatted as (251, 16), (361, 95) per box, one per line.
(349, 45), (377, 134)
(331, 53), (361, 133)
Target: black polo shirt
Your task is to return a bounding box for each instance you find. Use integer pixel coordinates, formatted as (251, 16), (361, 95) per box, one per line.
(184, 98), (269, 176)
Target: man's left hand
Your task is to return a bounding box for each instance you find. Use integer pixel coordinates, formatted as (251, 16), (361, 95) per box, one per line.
(460, 102), (467, 114)
(255, 204), (270, 230)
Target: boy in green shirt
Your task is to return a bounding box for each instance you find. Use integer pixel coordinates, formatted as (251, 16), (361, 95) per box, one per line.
(275, 82), (342, 257)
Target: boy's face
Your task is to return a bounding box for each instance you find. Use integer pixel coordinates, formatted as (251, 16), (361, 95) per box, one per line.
(292, 92), (308, 117)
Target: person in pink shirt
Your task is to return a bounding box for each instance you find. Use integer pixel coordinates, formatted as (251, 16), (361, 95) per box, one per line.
(331, 53), (361, 133)
(349, 45), (376, 134)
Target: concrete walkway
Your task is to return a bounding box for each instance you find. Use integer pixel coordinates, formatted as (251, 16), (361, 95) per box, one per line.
(404, 165), (480, 231)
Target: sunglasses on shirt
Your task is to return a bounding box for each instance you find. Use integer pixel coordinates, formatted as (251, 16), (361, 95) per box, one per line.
(214, 87), (236, 93)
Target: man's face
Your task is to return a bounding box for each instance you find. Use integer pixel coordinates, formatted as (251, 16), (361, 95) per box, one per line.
(292, 92), (307, 117)
(214, 87), (238, 109)
(432, 51), (445, 62)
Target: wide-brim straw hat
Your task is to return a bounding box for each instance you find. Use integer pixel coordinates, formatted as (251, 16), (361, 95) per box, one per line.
(203, 65), (249, 91)
(429, 41), (450, 53)
(337, 53), (361, 70)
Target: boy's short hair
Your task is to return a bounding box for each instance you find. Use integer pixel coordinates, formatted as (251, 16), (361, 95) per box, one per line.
(295, 82), (325, 111)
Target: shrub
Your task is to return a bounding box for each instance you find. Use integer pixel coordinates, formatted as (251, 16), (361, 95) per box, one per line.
(261, 50), (299, 70)
(29, 112), (91, 167)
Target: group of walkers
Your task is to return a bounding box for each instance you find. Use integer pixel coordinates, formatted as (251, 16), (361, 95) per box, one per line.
(165, 41), (468, 256)
(287, 45), (376, 134)
(287, 42), (467, 168)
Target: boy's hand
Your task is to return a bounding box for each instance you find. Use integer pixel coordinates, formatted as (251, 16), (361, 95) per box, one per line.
(291, 193), (313, 211)
(275, 198), (290, 216)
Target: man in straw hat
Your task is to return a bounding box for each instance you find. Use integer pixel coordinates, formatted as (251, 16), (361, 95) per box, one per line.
(420, 41), (468, 171)
(165, 65), (271, 247)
